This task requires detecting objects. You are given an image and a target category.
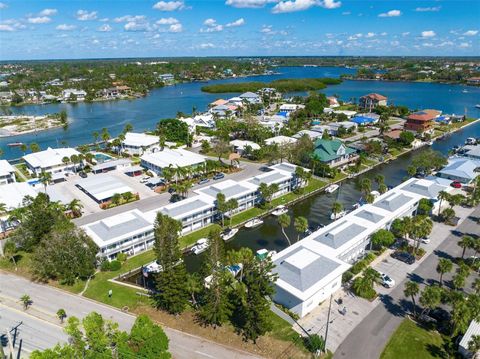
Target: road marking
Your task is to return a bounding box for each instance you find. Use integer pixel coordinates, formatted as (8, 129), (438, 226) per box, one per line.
(0, 303), (62, 329)
(195, 350), (215, 358)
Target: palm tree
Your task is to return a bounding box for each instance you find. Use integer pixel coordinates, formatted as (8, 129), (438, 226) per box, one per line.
(458, 235), (474, 259)
(437, 190), (450, 216)
(403, 281), (419, 317)
(20, 143), (27, 155)
(39, 171), (51, 193)
(409, 215), (433, 254)
(70, 154), (79, 173)
(419, 285), (442, 316)
(185, 273), (202, 308)
(66, 198), (84, 217)
(111, 193), (122, 206)
(123, 123), (133, 134)
(92, 131), (99, 145)
(378, 183), (388, 194)
(364, 267), (381, 287)
(331, 201), (343, 219)
(3, 240), (17, 271)
(30, 142), (40, 153)
(278, 214), (291, 246)
(101, 127), (110, 144)
(294, 216), (308, 242)
(436, 258), (453, 286)
(56, 308), (67, 323)
(472, 278), (480, 295)
(468, 335), (480, 359)
(359, 177), (372, 197)
(0, 202), (6, 215)
(20, 294), (31, 310)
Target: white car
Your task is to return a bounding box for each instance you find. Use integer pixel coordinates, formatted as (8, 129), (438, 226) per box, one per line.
(421, 238), (430, 244)
(379, 272), (395, 288)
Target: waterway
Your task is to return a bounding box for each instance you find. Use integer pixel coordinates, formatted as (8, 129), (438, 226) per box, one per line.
(3, 66), (480, 160)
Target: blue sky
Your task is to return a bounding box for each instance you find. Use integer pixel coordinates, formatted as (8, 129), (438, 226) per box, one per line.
(0, 0), (479, 60)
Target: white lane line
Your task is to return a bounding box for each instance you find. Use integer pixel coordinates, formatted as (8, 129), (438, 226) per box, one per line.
(195, 351), (215, 358)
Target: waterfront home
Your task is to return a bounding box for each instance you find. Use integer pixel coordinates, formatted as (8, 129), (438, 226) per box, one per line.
(462, 145), (480, 160)
(82, 209), (154, 260)
(264, 135), (297, 146)
(192, 113), (216, 129)
(351, 113), (380, 126)
(158, 73), (175, 85)
(140, 148), (207, 176)
(210, 99), (228, 107)
(0, 182), (37, 211)
(196, 179), (259, 214)
(466, 77), (480, 86)
(98, 85), (131, 99)
(122, 132), (159, 155)
(0, 91), (13, 103)
(279, 103), (305, 115)
(458, 320), (480, 358)
(154, 194), (216, 234)
(327, 96), (339, 107)
(326, 121), (357, 136)
(436, 157), (480, 184)
(23, 147), (82, 176)
(359, 93), (388, 111)
(0, 160), (16, 185)
(230, 140), (261, 155)
(61, 89), (87, 101)
(312, 138), (357, 168)
(404, 109), (441, 135)
(293, 130), (323, 141)
(333, 110), (357, 119)
(239, 91), (262, 104)
(272, 177), (451, 318)
(91, 158), (132, 175)
(248, 169), (296, 199)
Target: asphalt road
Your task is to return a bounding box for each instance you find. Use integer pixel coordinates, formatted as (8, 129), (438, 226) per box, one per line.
(334, 206), (480, 359)
(0, 272), (260, 359)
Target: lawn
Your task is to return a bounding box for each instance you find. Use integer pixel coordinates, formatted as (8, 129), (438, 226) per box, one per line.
(380, 319), (447, 359)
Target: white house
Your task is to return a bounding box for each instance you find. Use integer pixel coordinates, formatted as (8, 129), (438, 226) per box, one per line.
(264, 136), (297, 146)
(193, 113), (216, 128)
(122, 132), (159, 155)
(0, 160), (16, 185)
(247, 169), (296, 199)
(62, 89), (87, 101)
(23, 147), (82, 176)
(333, 110), (357, 119)
(239, 92), (262, 104)
(279, 103), (305, 114)
(436, 157), (480, 184)
(0, 182), (38, 211)
(272, 177), (451, 318)
(230, 140), (261, 155)
(140, 148), (206, 176)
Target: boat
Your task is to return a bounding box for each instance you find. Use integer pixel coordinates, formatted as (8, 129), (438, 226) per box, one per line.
(475, 104), (480, 109)
(330, 210), (346, 220)
(465, 137), (477, 145)
(370, 190), (381, 200)
(244, 218), (263, 229)
(351, 202), (361, 210)
(191, 238), (209, 255)
(271, 205), (288, 217)
(7, 142), (24, 147)
(462, 89), (469, 93)
(221, 227), (239, 241)
(204, 263), (244, 288)
(142, 260), (163, 276)
(427, 140), (434, 146)
(324, 184), (339, 193)
(256, 249), (277, 261)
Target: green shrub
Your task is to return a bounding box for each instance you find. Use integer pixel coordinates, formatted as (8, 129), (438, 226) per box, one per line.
(342, 271), (354, 283)
(109, 260), (121, 271)
(100, 261), (111, 271)
(304, 333), (325, 353)
(116, 253), (128, 262)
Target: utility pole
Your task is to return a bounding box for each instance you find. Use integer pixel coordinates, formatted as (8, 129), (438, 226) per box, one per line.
(324, 294), (333, 353)
(6, 329), (14, 359)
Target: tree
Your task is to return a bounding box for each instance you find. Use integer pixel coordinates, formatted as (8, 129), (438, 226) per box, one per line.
(278, 214), (291, 246)
(437, 190), (450, 216)
(101, 127), (110, 143)
(216, 193), (228, 227)
(185, 273), (202, 308)
(436, 258), (453, 286)
(468, 335), (480, 357)
(411, 149), (447, 176)
(20, 294), (31, 310)
(441, 207), (456, 223)
(258, 182), (279, 207)
(370, 229), (395, 249)
(399, 131), (415, 146)
(473, 278), (480, 295)
(128, 314), (171, 358)
(226, 198), (239, 226)
(65, 198), (84, 217)
(3, 240), (17, 270)
(331, 201), (343, 218)
(30, 142), (40, 153)
(404, 281), (420, 317)
(294, 216), (308, 242)
(452, 273), (466, 290)
(409, 215), (433, 254)
(417, 198), (433, 215)
(57, 309), (67, 323)
(304, 333), (325, 354)
(153, 213), (188, 314)
(458, 235), (474, 259)
(123, 122), (133, 134)
(419, 285), (442, 316)
(39, 170), (51, 193)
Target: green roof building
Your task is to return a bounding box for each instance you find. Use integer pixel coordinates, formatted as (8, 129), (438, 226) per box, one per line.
(312, 138), (357, 168)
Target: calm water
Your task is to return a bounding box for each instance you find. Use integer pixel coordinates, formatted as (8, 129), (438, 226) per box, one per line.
(3, 66), (480, 159)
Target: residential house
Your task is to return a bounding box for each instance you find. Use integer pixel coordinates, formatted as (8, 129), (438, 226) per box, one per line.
(62, 89), (87, 101)
(312, 138), (357, 168)
(140, 148), (206, 176)
(0, 182), (38, 211)
(351, 113), (380, 126)
(327, 96), (339, 108)
(239, 92), (262, 104)
(359, 93), (388, 111)
(466, 77), (480, 86)
(333, 110), (357, 119)
(405, 109), (441, 134)
(159, 73), (175, 85)
(23, 147), (82, 176)
(327, 121), (357, 136)
(122, 132), (159, 155)
(436, 157), (480, 184)
(264, 136), (297, 146)
(0, 160), (16, 185)
(279, 104), (305, 116)
(230, 140), (261, 155)
(462, 145), (480, 160)
(293, 130), (323, 141)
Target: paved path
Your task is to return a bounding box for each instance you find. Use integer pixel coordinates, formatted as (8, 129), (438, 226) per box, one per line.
(334, 205), (480, 359)
(0, 272), (261, 359)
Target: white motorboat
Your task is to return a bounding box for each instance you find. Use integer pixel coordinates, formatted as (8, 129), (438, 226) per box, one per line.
(325, 184), (339, 193)
(245, 218), (264, 229)
(330, 210), (346, 220)
(271, 205), (288, 217)
(191, 238), (209, 255)
(221, 227), (239, 241)
(370, 190), (381, 199)
(256, 249), (277, 260)
(142, 260), (163, 276)
(466, 137), (477, 145)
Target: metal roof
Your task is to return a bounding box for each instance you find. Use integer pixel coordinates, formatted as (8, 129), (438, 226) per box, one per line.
(76, 174), (133, 201)
(355, 209), (385, 223)
(400, 178), (447, 198)
(248, 171), (290, 186)
(312, 221), (367, 249)
(87, 210), (151, 243)
(374, 193), (414, 212)
(92, 158), (131, 172)
(161, 197), (213, 219)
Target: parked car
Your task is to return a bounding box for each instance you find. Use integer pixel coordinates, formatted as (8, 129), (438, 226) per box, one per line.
(168, 187), (176, 194)
(169, 194), (185, 203)
(79, 171), (88, 178)
(421, 237), (430, 244)
(379, 272), (395, 288)
(198, 178), (209, 185)
(391, 251), (415, 265)
(450, 180), (462, 188)
(140, 176), (150, 184)
(213, 173), (225, 180)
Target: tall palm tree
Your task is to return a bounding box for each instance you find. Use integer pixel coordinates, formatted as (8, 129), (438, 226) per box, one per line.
(66, 198), (84, 217)
(3, 240), (17, 271)
(39, 171), (51, 193)
(294, 216), (308, 242)
(278, 214), (291, 246)
(436, 258), (453, 286)
(458, 235), (474, 259)
(437, 190), (450, 216)
(331, 201), (343, 219)
(403, 281), (419, 317)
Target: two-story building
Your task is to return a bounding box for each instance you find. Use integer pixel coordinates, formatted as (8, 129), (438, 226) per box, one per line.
(359, 93), (387, 111)
(140, 148), (206, 176)
(404, 109), (441, 135)
(312, 138), (358, 168)
(23, 147), (82, 176)
(0, 160), (16, 185)
(122, 132), (159, 155)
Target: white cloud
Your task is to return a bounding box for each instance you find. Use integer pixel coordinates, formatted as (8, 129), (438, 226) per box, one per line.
(260, 25), (273, 33)
(321, 0), (341, 9)
(76, 10), (98, 21)
(380, 32), (387, 36)
(225, 0), (277, 8)
(201, 18), (223, 32)
(99, 18), (109, 22)
(463, 30), (478, 36)
(365, 32), (375, 38)
(124, 21), (149, 31)
(0, 24), (14, 31)
(152, 1), (185, 11)
(169, 23), (183, 32)
(56, 24), (76, 31)
(114, 15), (146, 23)
(27, 16), (51, 24)
(199, 43), (215, 49)
(39, 8), (57, 16)
(421, 30), (436, 38)
(402, 32), (410, 36)
(98, 24), (112, 32)
(156, 17), (179, 25)
(203, 18), (217, 26)
(226, 18), (245, 27)
(0, 3), (7, 9)
(459, 42), (471, 48)
(415, 6), (441, 12)
(272, 0), (340, 13)
(378, 9), (401, 17)
(92, 39), (100, 45)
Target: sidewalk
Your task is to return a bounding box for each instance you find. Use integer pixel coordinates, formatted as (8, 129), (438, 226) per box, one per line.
(294, 204), (476, 353)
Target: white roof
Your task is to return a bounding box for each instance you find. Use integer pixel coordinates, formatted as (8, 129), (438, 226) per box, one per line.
(147, 194), (215, 221)
(280, 104), (304, 111)
(333, 110), (357, 116)
(459, 320), (480, 351)
(196, 179), (258, 201)
(0, 182), (37, 210)
(264, 136), (297, 146)
(230, 140), (261, 151)
(23, 147), (80, 169)
(141, 148), (206, 169)
(0, 160), (15, 177)
(76, 174), (133, 202)
(122, 132), (158, 148)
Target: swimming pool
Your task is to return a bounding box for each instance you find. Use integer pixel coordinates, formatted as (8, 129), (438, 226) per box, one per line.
(94, 153), (113, 163)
